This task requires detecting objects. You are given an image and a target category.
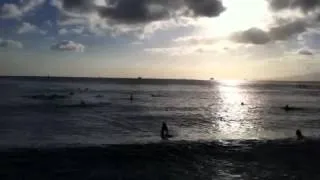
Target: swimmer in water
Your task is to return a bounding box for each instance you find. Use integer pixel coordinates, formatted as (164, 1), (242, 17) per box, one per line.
(161, 122), (169, 139)
(241, 102), (245, 106)
(296, 129), (304, 140)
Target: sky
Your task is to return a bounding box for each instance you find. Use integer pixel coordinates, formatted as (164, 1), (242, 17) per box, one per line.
(1, 0), (320, 80)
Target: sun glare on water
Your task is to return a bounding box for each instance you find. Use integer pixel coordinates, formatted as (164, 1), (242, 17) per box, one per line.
(218, 80), (243, 87)
(213, 80), (256, 139)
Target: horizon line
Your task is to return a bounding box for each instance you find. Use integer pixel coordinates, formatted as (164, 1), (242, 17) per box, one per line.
(1, 75), (320, 83)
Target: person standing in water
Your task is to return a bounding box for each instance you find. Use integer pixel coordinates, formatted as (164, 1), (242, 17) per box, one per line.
(130, 93), (133, 102)
(296, 129), (304, 140)
(161, 122), (169, 139)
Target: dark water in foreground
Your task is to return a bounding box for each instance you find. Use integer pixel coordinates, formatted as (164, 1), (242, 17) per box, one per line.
(1, 140), (320, 179)
(1, 76), (320, 179)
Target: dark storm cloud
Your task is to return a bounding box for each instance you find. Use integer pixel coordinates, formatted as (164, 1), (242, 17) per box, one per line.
(269, 0), (290, 11)
(231, 28), (271, 45)
(298, 48), (313, 55)
(269, 20), (307, 40)
(97, 0), (171, 23)
(57, 0), (225, 24)
(231, 20), (307, 44)
(184, 0), (225, 17)
(269, 0), (320, 13)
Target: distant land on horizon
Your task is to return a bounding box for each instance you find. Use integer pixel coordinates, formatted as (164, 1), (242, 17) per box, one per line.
(0, 75), (204, 81)
(275, 72), (320, 82)
(1, 74), (320, 83)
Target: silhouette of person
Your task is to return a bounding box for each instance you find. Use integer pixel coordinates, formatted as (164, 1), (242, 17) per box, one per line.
(130, 93), (133, 102)
(296, 129), (304, 140)
(161, 122), (169, 139)
(283, 104), (290, 111)
(80, 100), (86, 107)
(241, 102), (245, 106)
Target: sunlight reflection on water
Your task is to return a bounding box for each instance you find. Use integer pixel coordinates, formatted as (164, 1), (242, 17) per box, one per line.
(214, 80), (256, 139)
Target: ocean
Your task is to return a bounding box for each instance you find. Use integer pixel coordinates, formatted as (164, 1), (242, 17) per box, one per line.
(0, 76), (320, 179)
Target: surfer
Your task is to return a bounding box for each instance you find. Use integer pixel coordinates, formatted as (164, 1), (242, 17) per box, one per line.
(130, 93), (133, 102)
(296, 129), (304, 140)
(283, 104), (290, 111)
(80, 100), (86, 107)
(161, 122), (169, 140)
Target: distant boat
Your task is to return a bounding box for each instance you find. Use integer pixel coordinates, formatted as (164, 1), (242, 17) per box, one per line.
(210, 78), (215, 81)
(138, 77), (142, 80)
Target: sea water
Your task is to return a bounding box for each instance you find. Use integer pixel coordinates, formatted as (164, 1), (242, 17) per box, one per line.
(1, 76), (320, 179)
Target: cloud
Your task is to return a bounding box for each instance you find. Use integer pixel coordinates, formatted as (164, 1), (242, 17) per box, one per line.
(59, 27), (85, 35)
(269, 0), (320, 13)
(0, 4), (22, 18)
(71, 26), (85, 34)
(53, 0), (225, 24)
(269, 0), (291, 11)
(231, 19), (307, 44)
(56, 0), (96, 12)
(96, 0), (225, 24)
(297, 29), (320, 50)
(229, 0), (314, 46)
(51, 0), (226, 39)
(174, 36), (219, 44)
(0, 0), (45, 19)
(297, 48), (313, 55)
(58, 28), (68, 35)
(269, 20), (306, 40)
(231, 28), (271, 45)
(0, 39), (23, 48)
(184, 0), (225, 17)
(96, 0), (170, 24)
(57, 12), (196, 39)
(17, 22), (47, 35)
(145, 43), (223, 56)
(145, 47), (193, 56)
(51, 40), (85, 52)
